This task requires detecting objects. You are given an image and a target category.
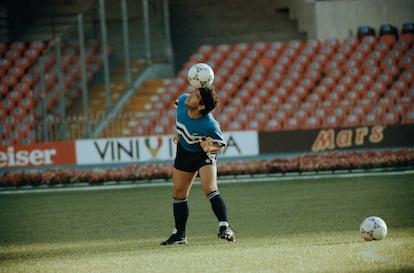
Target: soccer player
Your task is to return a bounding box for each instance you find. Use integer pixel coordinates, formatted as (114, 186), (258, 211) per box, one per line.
(160, 87), (235, 245)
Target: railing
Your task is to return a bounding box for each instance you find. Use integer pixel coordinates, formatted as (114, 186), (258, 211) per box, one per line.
(7, 0), (173, 145)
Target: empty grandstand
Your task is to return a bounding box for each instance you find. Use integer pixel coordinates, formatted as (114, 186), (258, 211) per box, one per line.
(0, 0), (413, 170)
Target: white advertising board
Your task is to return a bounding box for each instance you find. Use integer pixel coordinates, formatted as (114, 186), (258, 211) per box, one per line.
(75, 131), (258, 165)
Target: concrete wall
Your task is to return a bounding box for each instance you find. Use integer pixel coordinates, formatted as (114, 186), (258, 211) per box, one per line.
(290, 0), (414, 41)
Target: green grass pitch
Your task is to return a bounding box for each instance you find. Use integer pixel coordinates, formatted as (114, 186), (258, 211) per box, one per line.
(0, 172), (413, 272)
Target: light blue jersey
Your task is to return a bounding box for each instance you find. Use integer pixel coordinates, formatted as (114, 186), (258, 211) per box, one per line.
(175, 94), (226, 153)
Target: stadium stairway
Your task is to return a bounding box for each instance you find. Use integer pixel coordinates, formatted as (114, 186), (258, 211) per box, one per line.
(101, 79), (173, 138)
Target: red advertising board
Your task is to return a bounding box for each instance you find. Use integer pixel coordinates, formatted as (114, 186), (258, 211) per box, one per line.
(0, 141), (76, 169)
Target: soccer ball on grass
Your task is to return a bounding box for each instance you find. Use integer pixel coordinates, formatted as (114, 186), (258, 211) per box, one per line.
(187, 63), (214, 88)
(360, 216), (387, 241)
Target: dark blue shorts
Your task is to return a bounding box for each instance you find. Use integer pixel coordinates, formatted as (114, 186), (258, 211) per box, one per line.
(174, 143), (216, 172)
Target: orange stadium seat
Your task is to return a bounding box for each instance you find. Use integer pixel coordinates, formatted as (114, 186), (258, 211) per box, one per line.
(361, 35), (377, 48)
(197, 44), (214, 57)
(234, 42), (251, 56)
(0, 57), (11, 70)
(400, 32), (414, 45)
(268, 41), (286, 53)
(298, 78), (315, 94)
(343, 114), (360, 127)
(375, 42), (392, 54)
(284, 117), (300, 130)
(399, 71), (413, 87)
(252, 41), (268, 54)
(0, 83), (8, 96)
(323, 38), (341, 50)
(359, 74), (374, 88)
(393, 40), (410, 52)
(364, 66), (381, 79)
(313, 53), (329, 69)
(216, 43), (232, 57)
(0, 42), (7, 56)
(322, 115), (339, 128)
(336, 44), (353, 58)
(377, 73), (393, 86)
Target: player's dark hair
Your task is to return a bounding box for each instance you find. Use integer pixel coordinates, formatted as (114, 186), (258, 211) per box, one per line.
(199, 87), (218, 115)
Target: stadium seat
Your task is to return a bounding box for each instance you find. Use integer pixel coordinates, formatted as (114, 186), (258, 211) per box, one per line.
(222, 59), (237, 73)
(322, 115), (339, 128)
(379, 24), (399, 43)
(318, 46), (335, 60)
(402, 110), (414, 124)
(398, 71), (413, 87)
(197, 44), (214, 57)
(9, 66), (24, 79)
(393, 40), (409, 53)
(343, 114), (360, 127)
(239, 58), (255, 71)
(392, 80), (409, 94)
(313, 53), (329, 70)
(357, 42), (373, 55)
(399, 32), (414, 45)
(377, 73), (393, 86)
(210, 51), (225, 66)
(252, 41), (268, 54)
(216, 43), (232, 57)
(375, 42), (392, 54)
(343, 37), (359, 50)
(234, 42), (251, 56)
(29, 40), (46, 52)
(357, 26), (376, 40)
(268, 41), (286, 56)
(323, 38), (341, 50)
(399, 56), (413, 70)
(0, 58), (10, 70)
(234, 66), (250, 79)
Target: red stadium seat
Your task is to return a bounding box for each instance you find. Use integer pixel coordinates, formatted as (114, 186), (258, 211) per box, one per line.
(359, 74), (374, 88)
(392, 80), (409, 94)
(398, 71), (413, 87)
(375, 42), (392, 54)
(336, 44), (352, 59)
(10, 41), (26, 54)
(377, 73), (393, 86)
(393, 40), (409, 52)
(197, 44), (214, 57)
(5, 49), (21, 62)
(361, 35), (377, 49)
(234, 42), (251, 56)
(379, 34), (397, 47)
(313, 53), (329, 69)
(29, 40), (47, 52)
(323, 38), (340, 50)
(399, 32), (414, 45)
(263, 117), (283, 131)
(400, 56), (413, 70)
(322, 115), (339, 128)
(0, 58), (11, 71)
(252, 41), (268, 54)
(216, 43), (232, 57)
(318, 45), (335, 59)
(343, 114), (360, 127)
(2, 74), (17, 89)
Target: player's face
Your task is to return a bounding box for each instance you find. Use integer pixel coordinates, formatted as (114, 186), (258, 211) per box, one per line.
(185, 90), (204, 109)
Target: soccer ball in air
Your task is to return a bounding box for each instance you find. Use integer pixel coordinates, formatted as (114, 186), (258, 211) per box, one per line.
(360, 216), (387, 241)
(187, 63), (214, 88)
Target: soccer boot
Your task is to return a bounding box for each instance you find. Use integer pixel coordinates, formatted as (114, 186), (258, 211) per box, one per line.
(218, 226), (235, 242)
(160, 234), (187, 245)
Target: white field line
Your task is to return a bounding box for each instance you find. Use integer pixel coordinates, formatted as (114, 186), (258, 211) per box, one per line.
(1, 169), (414, 195)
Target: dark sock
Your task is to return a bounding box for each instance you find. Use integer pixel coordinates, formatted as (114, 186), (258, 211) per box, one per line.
(207, 191), (228, 223)
(173, 198), (188, 237)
